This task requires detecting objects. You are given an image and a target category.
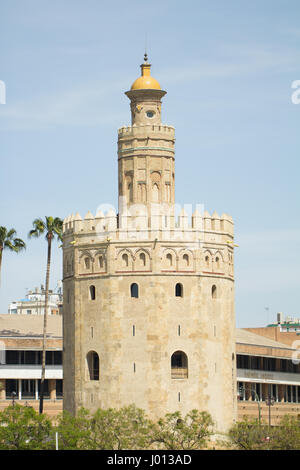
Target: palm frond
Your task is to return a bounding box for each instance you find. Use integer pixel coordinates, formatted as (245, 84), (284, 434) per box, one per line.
(28, 218), (46, 238)
(29, 216), (63, 242)
(13, 238), (26, 251)
(28, 229), (40, 238)
(4, 240), (16, 251)
(0, 227), (7, 244)
(6, 228), (17, 240)
(0, 227), (26, 253)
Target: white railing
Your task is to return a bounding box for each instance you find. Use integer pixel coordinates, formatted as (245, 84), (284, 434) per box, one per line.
(237, 368), (300, 386)
(0, 365), (63, 379)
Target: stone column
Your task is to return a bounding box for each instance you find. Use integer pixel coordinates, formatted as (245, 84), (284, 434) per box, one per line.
(49, 379), (56, 400)
(278, 384), (285, 402)
(0, 379), (6, 400)
(247, 382), (254, 401)
(262, 383), (269, 401)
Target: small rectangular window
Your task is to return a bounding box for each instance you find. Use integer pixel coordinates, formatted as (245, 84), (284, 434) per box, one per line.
(89, 285), (96, 300)
(133, 362), (136, 373)
(178, 325), (181, 336)
(133, 325), (135, 337)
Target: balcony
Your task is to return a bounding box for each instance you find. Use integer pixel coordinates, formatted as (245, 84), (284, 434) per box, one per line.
(171, 367), (188, 379)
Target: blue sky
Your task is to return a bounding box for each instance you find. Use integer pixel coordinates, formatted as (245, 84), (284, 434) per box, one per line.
(0, 0), (299, 327)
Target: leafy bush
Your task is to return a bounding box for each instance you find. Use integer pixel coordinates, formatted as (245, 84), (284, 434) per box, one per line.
(0, 404), (53, 450)
(151, 409), (214, 450)
(0, 404), (215, 450)
(227, 415), (300, 450)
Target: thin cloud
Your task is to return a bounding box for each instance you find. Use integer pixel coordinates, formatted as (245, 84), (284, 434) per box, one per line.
(0, 78), (128, 130)
(160, 44), (299, 84)
(236, 229), (300, 293)
(1, 43), (299, 131)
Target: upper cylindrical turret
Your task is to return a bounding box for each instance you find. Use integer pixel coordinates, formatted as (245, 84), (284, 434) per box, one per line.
(118, 56), (174, 216)
(125, 54), (166, 126)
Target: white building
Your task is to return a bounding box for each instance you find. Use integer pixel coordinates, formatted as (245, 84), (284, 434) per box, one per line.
(8, 283), (63, 316)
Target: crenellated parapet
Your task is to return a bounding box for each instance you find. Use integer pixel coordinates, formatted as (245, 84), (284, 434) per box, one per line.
(62, 206), (235, 280)
(62, 207), (234, 242)
(118, 124), (175, 138)
(118, 124), (175, 159)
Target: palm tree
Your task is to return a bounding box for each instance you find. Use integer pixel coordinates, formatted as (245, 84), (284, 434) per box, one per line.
(28, 216), (63, 414)
(0, 226), (26, 282)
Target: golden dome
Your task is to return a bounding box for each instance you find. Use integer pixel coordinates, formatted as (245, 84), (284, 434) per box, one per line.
(130, 54), (161, 91)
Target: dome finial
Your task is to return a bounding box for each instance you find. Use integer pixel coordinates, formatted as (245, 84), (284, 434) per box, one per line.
(129, 51), (162, 90)
(144, 32), (148, 63)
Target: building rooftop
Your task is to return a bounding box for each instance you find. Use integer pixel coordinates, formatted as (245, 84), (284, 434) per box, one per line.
(0, 314), (62, 338)
(236, 328), (297, 351)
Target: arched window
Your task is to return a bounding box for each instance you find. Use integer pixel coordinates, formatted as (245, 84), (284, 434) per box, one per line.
(122, 253), (129, 268)
(171, 351), (188, 379)
(99, 255), (104, 269)
(84, 257), (90, 269)
(130, 283), (139, 298)
(89, 285), (96, 300)
(127, 182), (133, 203)
(175, 283), (183, 297)
(215, 256), (220, 269)
(205, 255), (210, 267)
(212, 285), (217, 299)
(87, 351), (99, 380)
(152, 183), (159, 203)
(139, 252), (146, 267)
(183, 254), (189, 267)
(166, 253), (173, 267)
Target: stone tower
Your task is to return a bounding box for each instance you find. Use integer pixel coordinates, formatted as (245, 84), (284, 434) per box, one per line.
(118, 54), (175, 218)
(62, 55), (237, 433)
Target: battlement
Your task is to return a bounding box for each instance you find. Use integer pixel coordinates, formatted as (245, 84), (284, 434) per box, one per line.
(63, 207), (234, 241)
(118, 124), (175, 138)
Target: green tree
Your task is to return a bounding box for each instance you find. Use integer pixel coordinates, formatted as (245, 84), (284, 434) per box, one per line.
(0, 226), (26, 283)
(269, 415), (300, 450)
(151, 409), (214, 450)
(0, 404), (53, 450)
(228, 415), (300, 450)
(54, 408), (92, 450)
(227, 418), (270, 450)
(28, 216), (63, 414)
(89, 405), (153, 450)
(55, 405), (153, 450)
